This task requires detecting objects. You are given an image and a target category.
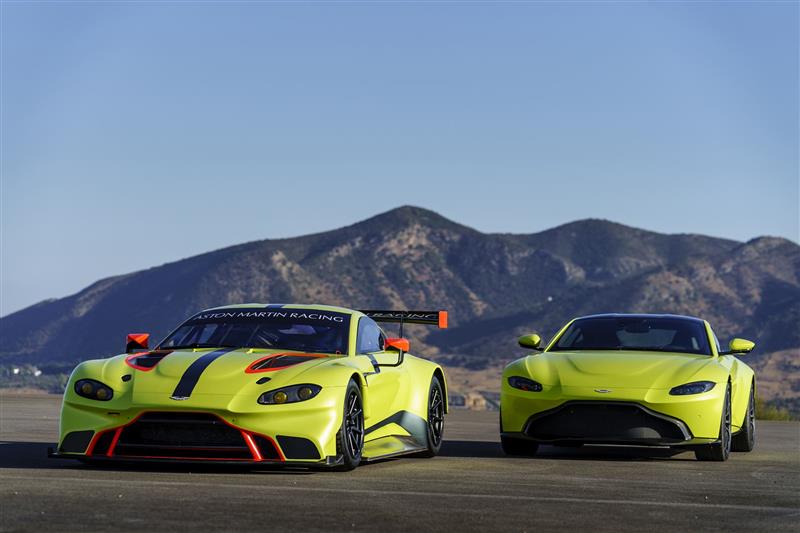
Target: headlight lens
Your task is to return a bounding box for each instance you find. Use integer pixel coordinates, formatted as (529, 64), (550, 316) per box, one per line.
(74, 379), (114, 401)
(258, 384), (321, 405)
(508, 376), (543, 392)
(669, 381), (716, 395)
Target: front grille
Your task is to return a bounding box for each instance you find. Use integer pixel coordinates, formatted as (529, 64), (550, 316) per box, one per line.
(524, 402), (690, 444)
(112, 412), (255, 460)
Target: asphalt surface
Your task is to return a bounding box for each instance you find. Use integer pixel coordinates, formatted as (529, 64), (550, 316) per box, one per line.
(0, 394), (798, 532)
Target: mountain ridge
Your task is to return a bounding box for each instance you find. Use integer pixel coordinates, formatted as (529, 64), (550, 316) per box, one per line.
(2, 205), (798, 411)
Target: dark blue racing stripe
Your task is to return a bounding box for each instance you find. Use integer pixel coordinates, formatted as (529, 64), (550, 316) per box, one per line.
(170, 348), (236, 400)
(265, 304), (285, 309)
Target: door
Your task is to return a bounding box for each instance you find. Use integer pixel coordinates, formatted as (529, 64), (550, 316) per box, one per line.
(353, 316), (409, 434)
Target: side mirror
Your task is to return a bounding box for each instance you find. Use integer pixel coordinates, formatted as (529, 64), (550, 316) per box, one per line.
(518, 334), (542, 350)
(378, 337), (409, 367)
(385, 337), (410, 353)
(126, 333), (150, 354)
(723, 338), (755, 355)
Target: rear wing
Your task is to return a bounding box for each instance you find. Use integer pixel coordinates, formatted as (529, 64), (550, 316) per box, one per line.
(360, 310), (448, 333)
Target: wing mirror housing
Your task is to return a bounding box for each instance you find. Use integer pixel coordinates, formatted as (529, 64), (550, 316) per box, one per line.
(721, 337), (755, 355)
(518, 334), (543, 351)
(378, 337), (410, 367)
(126, 333), (150, 354)
(385, 337), (410, 353)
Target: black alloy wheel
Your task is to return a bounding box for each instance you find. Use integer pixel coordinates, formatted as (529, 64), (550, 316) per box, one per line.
(418, 375), (445, 457)
(336, 380), (364, 470)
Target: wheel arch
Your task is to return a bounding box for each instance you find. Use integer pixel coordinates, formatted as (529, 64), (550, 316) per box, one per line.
(432, 367), (449, 414)
(349, 372), (370, 418)
(730, 364), (756, 430)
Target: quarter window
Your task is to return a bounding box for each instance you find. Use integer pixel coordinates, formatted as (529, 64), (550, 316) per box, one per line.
(357, 317), (385, 354)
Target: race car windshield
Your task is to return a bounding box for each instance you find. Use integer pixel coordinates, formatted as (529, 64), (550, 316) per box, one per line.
(550, 317), (712, 355)
(158, 309), (351, 354)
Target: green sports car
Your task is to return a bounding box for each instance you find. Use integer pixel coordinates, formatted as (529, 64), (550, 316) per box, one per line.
(51, 304), (448, 470)
(501, 313), (756, 461)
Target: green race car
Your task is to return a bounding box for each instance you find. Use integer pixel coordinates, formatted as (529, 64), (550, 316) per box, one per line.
(52, 304), (448, 470)
(501, 314), (756, 461)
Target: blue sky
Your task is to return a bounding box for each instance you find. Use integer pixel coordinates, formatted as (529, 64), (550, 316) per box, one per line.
(2, 1), (798, 316)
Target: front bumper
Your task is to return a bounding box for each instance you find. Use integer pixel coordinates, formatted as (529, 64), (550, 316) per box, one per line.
(56, 389), (345, 466)
(501, 385), (724, 445)
(503, 401), (700, 446)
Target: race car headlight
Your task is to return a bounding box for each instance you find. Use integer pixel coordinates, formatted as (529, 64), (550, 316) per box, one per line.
(508, 376), (543, 392)
(258, 384), (322, 405)
(669, 381), (716, 395)
(74, 379), (114, 401)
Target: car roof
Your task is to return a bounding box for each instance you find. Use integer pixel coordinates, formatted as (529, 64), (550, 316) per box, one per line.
(201, 303), (358, 315)
(574, 313), (706, 324)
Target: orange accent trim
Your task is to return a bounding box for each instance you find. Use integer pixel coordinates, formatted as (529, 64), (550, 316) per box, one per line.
(124, 350), (173, 372)
(385, 337), (410, 352)
(438, 311), (448, 329)
(85, 430), (105, 455)
(84, 410), (286, 462)
(244, 353), (328, 374)
(241, 432), (262, 461)
(107, 427), (123, 457)
(127, 333), (150, 347)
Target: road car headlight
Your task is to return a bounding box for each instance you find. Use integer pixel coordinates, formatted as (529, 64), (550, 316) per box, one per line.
(508, 376), (543, 392)
(258, 384), (322, 405)
(74, 379), (114, 401)
(669, 381), (716, 395)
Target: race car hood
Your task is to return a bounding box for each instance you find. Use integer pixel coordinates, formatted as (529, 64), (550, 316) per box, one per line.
(524, 350), (725, 390)
(82, 348), (340, 409)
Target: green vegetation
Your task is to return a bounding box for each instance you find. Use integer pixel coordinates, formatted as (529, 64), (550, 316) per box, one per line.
(756, 395), (795, 421)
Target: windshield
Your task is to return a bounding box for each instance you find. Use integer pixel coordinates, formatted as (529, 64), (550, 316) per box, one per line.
(550, 316), (712, 355)
(158, 308), (351, 354)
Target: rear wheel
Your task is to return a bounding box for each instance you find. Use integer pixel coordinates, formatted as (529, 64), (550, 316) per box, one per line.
(335, 380), (364, 470)
(731, 383), (756, 452)
(501, 435), (539, 457)
(695, 383), (731, 462)
(417, 375), (445, 458)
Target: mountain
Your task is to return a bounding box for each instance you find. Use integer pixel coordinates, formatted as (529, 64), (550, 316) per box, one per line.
(2, 206), (798, 407)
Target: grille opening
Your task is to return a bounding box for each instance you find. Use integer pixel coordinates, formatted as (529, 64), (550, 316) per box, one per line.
(60, 430), (95, 454)
(252, 435), (281, 460)
(525, 402), (689, 443)
(91, 430), (116, 455)
(113, 412), (253, 460)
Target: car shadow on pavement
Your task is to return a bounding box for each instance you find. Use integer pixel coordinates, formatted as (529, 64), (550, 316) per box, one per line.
(438, 439), (695, 461)
(439, 439), (505, 458)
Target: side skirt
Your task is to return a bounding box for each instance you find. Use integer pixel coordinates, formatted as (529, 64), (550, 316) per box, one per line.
(363, 436), (427, 462)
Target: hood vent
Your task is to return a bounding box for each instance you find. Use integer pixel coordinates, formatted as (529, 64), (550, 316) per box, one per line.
(245, 353), (327, 373)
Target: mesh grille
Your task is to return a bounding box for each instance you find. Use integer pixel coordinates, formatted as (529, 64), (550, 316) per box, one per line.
(525, 402), (689, 443)
(114, 412), (253, 460)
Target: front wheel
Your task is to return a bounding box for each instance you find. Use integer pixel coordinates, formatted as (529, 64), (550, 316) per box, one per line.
(731, 383), (756, 452)
(695, 383), (732, 461)
(335, 380), (364, 470)
(417, 375), (445, 458)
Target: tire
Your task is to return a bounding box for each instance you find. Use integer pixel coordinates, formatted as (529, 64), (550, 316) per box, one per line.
(501, 435), (539, 457)
(695, 383), (732, 462)
(335, 380), (364, 471)
(417, 375), (446, 458)
(731, 383), (756, 452)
